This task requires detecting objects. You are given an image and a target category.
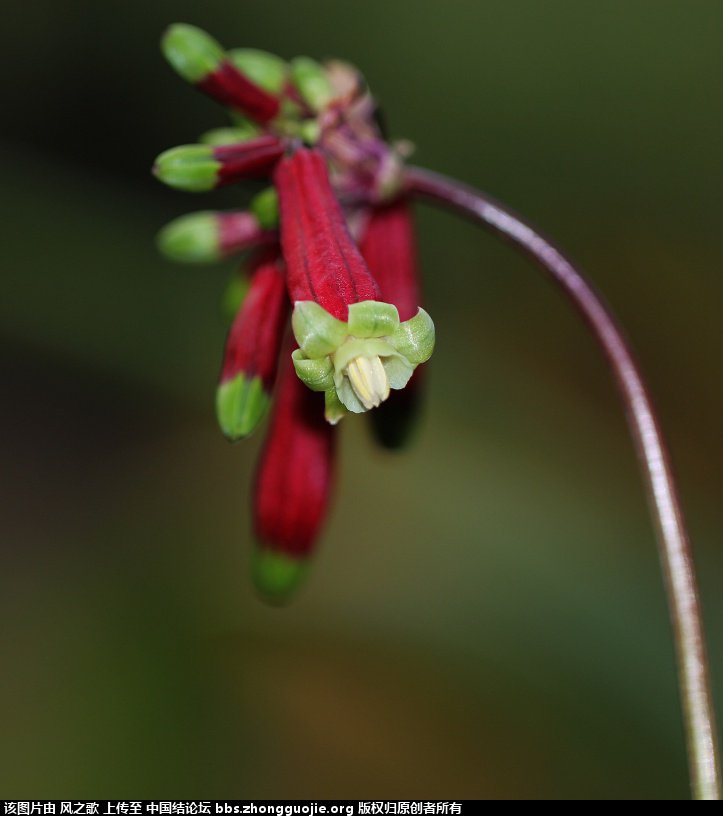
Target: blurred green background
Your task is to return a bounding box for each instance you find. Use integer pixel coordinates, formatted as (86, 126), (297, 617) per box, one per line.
(1, 0), (722, 799)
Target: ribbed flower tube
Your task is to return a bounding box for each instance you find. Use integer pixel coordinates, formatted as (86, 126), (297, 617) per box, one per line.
(275, 148), (380, 320)
(253, 354), (336, 602)
(198, 63), (280, 123)
(360, 198), (426, 448)
(275, 148), (435, 423)
(216, 252), (289, 440)
(360, 199), (420, 321)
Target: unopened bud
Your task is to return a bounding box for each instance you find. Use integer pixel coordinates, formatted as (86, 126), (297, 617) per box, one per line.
(199, 123), (260, 146)
(290, 56), (335, 112)
(157, 210), (275, 263)
(153, 145), (219, 192)
(250, 187), (279, 229)
(153, 136), (284, 192)
(161, 23), (225, 83)
(161, 24), (280, 123)
(228, 48), (288, 95)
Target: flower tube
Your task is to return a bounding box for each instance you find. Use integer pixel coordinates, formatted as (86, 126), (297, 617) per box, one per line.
(361, 198), (426, 448)
(161, 24), (281, 123)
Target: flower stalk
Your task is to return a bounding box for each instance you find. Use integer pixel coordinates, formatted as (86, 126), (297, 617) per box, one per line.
(404, 164), (721, 801)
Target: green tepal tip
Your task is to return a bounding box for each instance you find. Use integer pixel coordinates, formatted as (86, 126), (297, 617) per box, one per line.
(252, 548), (308, 604)
(157, 211), (220, 262)
(153, 144), (219, 192)
(216, 373), (270, 440)
(249, 187), (279, 229)
(228, 48), (289, 95)
(290, 56), (335, 112)
(199, 123), (261, 146)
(161, 24), (225, 83)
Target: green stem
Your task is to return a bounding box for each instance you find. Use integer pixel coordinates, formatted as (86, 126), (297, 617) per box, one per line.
(406, 165), (721, 800)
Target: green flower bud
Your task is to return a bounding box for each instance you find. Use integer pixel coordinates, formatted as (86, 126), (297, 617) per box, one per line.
(157, 211), (218, 261)
(299, 120), (321, 145)
(249, 187), (279, 229)
(156, 210), (271, 263)
(199, 124), (260, 146)
(290, 56), (335, 112)
(153, 145), (219, 192)
(161, 24), (225, 83)
(253, 549), (308, 604)
(216, 373), (270, 441)
(228, 48), (289, 95)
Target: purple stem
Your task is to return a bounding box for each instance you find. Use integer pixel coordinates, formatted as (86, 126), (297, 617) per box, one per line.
(405, 165), (720, 800)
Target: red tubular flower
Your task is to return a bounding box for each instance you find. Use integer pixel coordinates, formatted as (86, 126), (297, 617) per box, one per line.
(253, 353), (336, 602)
(360, 198), (426, 448)
(216, 211), (277, 257)
(360, 198), (420, 322)
(213, 136), (286, 185)
(198, 61), (280, 123)
(274, 147), (380, 320)
(157, 210), (277, 264)
(275, 148), (435, 424)
(161, 24), (280, 124)
(216, 251), (289, 441)
(153, 136), (286, 192)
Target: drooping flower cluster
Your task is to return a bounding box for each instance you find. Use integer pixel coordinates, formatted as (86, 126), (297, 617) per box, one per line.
(154, 24), (434, 601)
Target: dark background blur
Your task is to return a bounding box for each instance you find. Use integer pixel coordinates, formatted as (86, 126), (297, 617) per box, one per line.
(1, 0), (722, 799)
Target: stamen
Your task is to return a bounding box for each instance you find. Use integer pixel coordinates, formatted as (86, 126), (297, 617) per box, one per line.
(345, 355), (390, 409)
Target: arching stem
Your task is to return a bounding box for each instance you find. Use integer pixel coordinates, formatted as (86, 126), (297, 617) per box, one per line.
(405, 165), (721, 800)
